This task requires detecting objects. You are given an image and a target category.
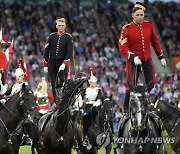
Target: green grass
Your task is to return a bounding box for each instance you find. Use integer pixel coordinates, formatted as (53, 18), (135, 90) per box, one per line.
(19, 146), (114, 154)
(19, 134), (176, 154)
(162, 130), (176, 154)
(19, 146), (31, 154)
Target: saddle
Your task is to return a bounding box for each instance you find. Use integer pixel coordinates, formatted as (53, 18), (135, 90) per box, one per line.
(39, 103), (59, 133)
(39, 112), (53, 133)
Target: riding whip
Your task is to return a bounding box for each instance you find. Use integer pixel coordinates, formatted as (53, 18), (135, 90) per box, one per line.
(72, 50), (77, 75)
(134, 65), (138, 86)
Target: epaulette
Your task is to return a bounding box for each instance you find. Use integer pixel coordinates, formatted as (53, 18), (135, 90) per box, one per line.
(144, 20), (152, 23)
(122, 23), (130, 29)
(65, 32), (72, 37)
(50, 32), (56, 35)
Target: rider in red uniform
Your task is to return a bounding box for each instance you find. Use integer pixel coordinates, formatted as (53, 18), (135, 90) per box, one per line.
(118, 2), (167, 123)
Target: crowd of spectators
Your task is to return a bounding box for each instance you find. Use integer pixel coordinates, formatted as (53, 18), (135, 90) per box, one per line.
(0, 0), (179, 128)
(151, 1), (180, 57)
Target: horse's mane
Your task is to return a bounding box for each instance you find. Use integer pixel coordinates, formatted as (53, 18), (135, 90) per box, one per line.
(5, 84), (33, 106)
(159, 99), (180, 115)
(132, 85), (146, 94)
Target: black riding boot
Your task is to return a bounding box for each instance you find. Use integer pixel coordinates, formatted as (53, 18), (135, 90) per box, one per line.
(123, 93), (130, 114)
(119, 93), (130, 131)
(52, 88), (61, 105)
(83, 109), (92, 136)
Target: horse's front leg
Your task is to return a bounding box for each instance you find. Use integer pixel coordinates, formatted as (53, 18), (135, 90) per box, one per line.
(105, 143), (112, 154)
(89, 146), (98, 154)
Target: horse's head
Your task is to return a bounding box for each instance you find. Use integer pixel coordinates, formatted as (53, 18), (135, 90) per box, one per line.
(100, 96), (114, 119)
(128, 83), (150, 131)
(152, 97), (178, 122)
(9, 83), (40, 123)
(61, 75), (87, 100)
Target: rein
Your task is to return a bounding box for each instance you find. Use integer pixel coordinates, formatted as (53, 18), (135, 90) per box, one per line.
(0, 118), (26, 143)
(92, 101), (113, 135)
(1, 101), (25, 121)
(154, 99), (180, 135)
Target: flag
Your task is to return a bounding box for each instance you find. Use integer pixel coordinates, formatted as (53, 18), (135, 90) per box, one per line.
(4, 40), (14, 61)
(0, 51), (7, 70)
(2, 32), (9, 44)
(0, 29), (9, 44)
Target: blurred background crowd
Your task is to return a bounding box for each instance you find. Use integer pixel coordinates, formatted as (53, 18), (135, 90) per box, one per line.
(0, 0), (179, 132)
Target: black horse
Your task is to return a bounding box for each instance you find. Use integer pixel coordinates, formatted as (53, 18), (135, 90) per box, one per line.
(74, 96), (114, 154)
(38, 77), (86, 154)
(153, 98), (180, 153)
(118, 84), (165, 154)
(11, 120), (41, 154)
(0, 83), (40, 154)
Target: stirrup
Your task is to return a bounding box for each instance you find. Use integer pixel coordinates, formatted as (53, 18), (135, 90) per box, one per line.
(26, 138), (33, 145)
(83, 136), (89, 146)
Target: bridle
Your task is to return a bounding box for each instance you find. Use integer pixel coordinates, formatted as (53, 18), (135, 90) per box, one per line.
(91, 98), (113, 136)
(0, 90), (38, 143)
(130, 92), (148, 130)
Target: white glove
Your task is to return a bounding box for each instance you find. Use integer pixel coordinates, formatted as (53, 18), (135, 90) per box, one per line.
(0, 99), (6, 104)
(0, 73), (2, 80)
(0, 84), (7, 95)
(93, 100), (102, 107)
(134, 56), (142, 65)
(59, 64), (66, 71)
(44, 67), (48, 73)
(160, 58), (167, 68)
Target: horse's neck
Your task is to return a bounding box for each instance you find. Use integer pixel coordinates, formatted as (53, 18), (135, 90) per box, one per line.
(55, 100), (70, 130)
(0, 106), (20, 133)
(96, 110), (106, 130)
(159, 101), (179, 133)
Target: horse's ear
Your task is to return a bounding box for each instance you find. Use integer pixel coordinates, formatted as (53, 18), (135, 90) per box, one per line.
(145, 81), (152, 92)
(127, 81), (133, 91)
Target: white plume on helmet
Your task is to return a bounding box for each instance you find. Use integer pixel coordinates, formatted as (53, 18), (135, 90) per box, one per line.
(88, 75), (97, 83)
(15, 68), (24, 78)
(38, 77), (47, 94)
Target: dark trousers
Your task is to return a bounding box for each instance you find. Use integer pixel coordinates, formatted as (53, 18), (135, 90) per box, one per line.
(0, 70), (5, 85)
(124, 58), (155, 110)
(48, 58), (66, 101)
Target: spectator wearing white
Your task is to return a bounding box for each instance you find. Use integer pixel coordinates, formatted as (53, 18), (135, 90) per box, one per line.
(164, 88), (173, 103)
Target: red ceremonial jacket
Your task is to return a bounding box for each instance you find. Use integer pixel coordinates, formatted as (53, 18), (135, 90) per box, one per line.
(119, 21), (163, 61)
(0, 51), (7, 70)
